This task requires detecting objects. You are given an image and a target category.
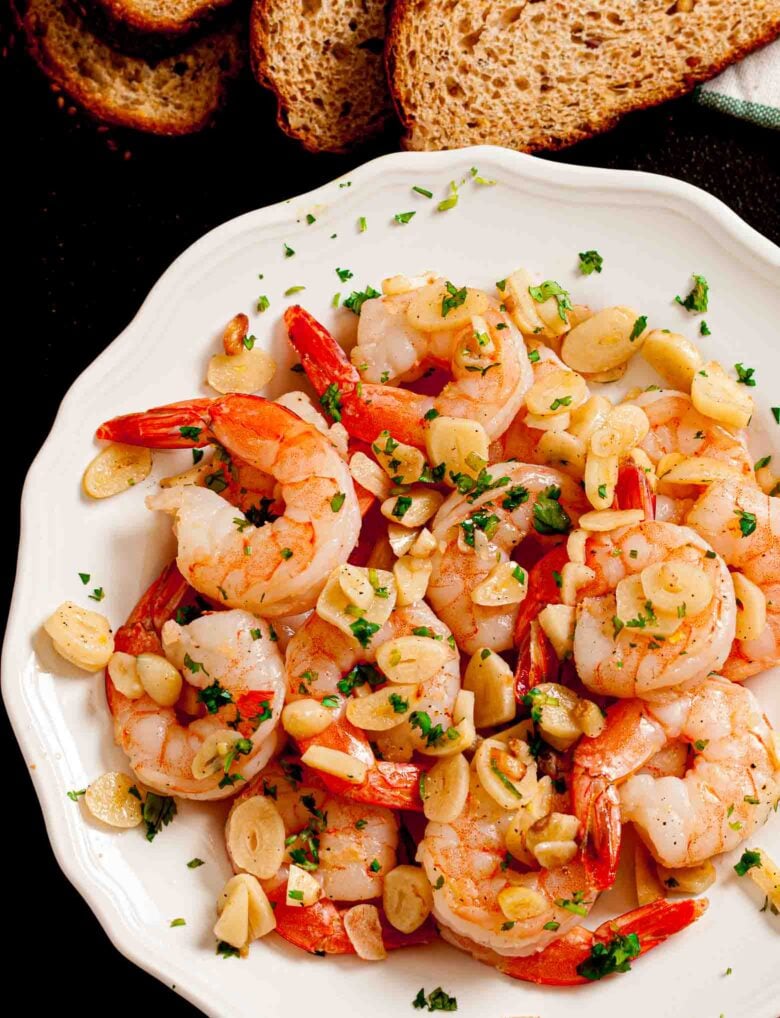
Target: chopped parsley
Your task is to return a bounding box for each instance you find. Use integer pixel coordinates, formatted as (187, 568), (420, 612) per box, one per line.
(550, 395), (573, 411)
(355, 818), (368, 830)
(216, 941), (240, 959)
(349, 618), (380, 648)
(243, 335), (255, 351)
(67, 789), (86, 801)
(735, 509), (757, 537)
(412, 987), (457, 1011)
(305, 213), (316, 225)
(755, 456), (772, 471)
(320, 383), (343, 422)
(78, 572), (90, 585)
(358, 216), (367, 232)
(437, 184), (459, 213)
(700, 321), (711, 336)
(369, 859), (381, 873)
(392, 495), (413, 519)
(187, 858), (205, 869)
(675, 274), (709, 313)
(338, 662), (383, 695)
(394, 211), (416, 225)
(179, 425), (202, 441)
(343, 285), (381, 315)
(578, 250), (603, 275)
(528, 348), (540, 363)
(256, 295), (270, 313)
(441, 282), (468, 318)
(410, 710), (452, 748)
(734, 362), (756, 387)
(283, 243), (295, 258)
(336, 267), (353, 282)
(412, 185), (433, 198)
(502, 484), (530, 511)
(424, 408), (440, 421)
(170, 918), (186, 928)
(532, 486), (571, 535)
(143, 793), (177, 842)
(460, 508), (500, 547)
(321, 695), (339, 709)
(88, 587), (105, 602)
(388, 692), (409, 713)
(284, 285), (306, 297)
(630, 315), (647, 341)
(734, 849), (762, 876)
(577, 932), (641, 981)
(280, 548), (293, 560)
(330, 491), (346, 512)
(197, 680), (232, 714)
(528, 280), (573, 323)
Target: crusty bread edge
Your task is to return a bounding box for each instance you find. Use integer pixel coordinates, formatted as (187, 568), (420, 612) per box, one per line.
(15, 0), (243, 136)
(249, 0), (394, 154)
(385, 2), (780, 151)
(73, 0), (237, 41)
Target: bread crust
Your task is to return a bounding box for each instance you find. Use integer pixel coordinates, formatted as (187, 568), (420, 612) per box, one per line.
(73, 0), (237, 44)
(16, 0), (244, 135)
(386, 0), (780, 152)
(250, 0), (394, 153)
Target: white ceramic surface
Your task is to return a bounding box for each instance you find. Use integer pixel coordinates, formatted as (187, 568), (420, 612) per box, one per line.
(4, 147), (779, 1018)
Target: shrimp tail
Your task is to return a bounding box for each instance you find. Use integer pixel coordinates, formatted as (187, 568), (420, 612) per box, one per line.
(575, 780), (622, 891)
(96, 399), (214, 448)
(284, 305), (428, 448)
(493, 897), (707, 985)
(113, 561), (192, 657)
(298, 718), (426, 811)
(615, 462), (656, 519)
(267, 886), (438, 955)
(285, 305), (360, 395)
(514, 619), (558, 698)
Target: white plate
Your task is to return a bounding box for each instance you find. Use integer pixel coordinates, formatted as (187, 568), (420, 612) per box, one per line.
(4, 147), (779, 1018)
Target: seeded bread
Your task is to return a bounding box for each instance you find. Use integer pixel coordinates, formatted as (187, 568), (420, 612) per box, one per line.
(75, 0), (237, 40)
(386, 0), (780, 151)
(250, 0), (393, 153)
(18, 0), (244, 135)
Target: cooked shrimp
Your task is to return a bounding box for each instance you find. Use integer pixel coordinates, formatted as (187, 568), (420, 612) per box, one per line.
(575, 677), (780, 869)
(687, 477), (780, 680)
(574, 520), (736, 698)
(109, 566), (285, 800)
(286, 602), (460, 758)
(441, 898), (706, 985)
(230, 759), (435, 955)
(418, 768), (602, 958)
(284, 304), (532, 447)
(428, 464), (588, 655)
(491, 342), (583, 464)
(629, 389), (755, 523)
(98, 395), (362, 617)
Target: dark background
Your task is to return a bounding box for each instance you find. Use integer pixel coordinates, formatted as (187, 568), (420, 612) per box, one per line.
(3, 5), (779, 1013)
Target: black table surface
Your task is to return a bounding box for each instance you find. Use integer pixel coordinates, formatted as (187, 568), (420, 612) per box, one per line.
(4, 10), (779, 1014)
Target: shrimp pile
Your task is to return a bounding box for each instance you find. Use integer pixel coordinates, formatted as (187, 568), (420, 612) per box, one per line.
(48, 268), (779, 993)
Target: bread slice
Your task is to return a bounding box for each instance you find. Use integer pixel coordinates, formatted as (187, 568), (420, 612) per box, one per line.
(74, 0), (236, 40)
(387, 0), (780, 151)
(250, 0), (393, 153)
(17, 0), (244, 135)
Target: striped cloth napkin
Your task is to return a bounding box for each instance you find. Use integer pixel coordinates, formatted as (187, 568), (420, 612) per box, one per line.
(696, 40), (780, 128)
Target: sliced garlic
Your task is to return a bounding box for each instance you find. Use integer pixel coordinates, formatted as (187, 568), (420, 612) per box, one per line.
(225, 796), (286, 879)
(375, 634), (449, 685)
(424, 415), (490, 487)
(343, 903), (387, 960)
(382, 866), (433, 934)
(84, 772), (144, 828)
(281, 698), (334, 740)
(471, 560), (528, 607)
(83, 443), (152, 499)
(537, 604), (575, 660)
(421, 752), (470, 823)
(107, 651), (143, 699)
(463, 648), (516, 728)
(300, 745), (368, 784)
(346, 684), (416, 731)
(316, 565), (396, 642)
(381, 487), (443, 529)
(44, 601), (114, 672)
(207, 347), (276, 395)
(136, 652), (182, 707)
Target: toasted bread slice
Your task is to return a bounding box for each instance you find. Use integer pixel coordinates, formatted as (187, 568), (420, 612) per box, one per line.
(250, 0), (393, 153)
(18, 0), (243, 135)
(75, 0), (236, 39)
(387, 0), (780, 151)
